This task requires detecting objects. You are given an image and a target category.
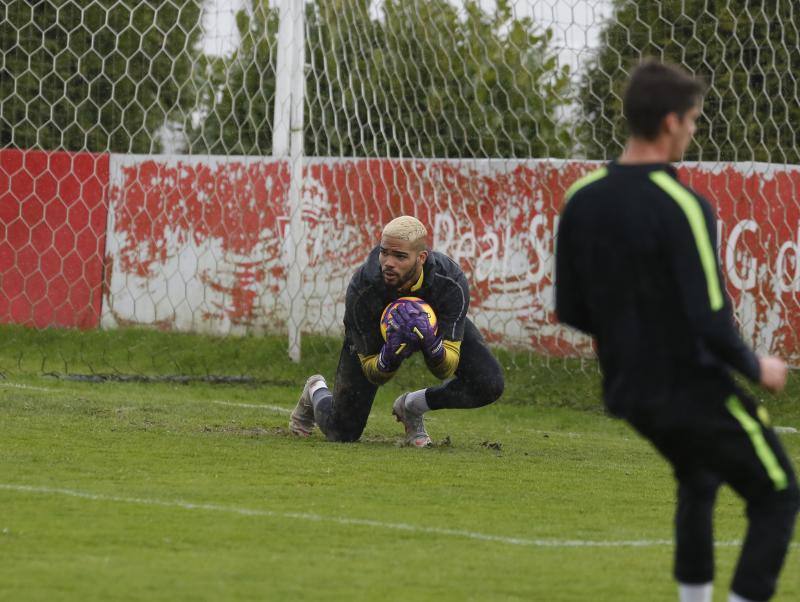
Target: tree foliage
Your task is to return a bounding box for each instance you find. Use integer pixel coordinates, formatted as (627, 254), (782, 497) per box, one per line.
(580, 0), (800, 162)
(187, 0), (279, 155)
(2, 0), (572, 159)
(189, 0), (573, 159)
(0, 0), (203, 153)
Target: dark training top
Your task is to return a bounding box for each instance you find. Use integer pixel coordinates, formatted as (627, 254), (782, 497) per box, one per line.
(344, 245), (470, 357)
(555, 162), (760, 419)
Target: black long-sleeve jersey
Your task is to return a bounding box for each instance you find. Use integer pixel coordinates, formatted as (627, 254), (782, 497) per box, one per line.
(343, 245), (470, 383)
(555, 162), (760, 419)
(344, 246), (470, 355)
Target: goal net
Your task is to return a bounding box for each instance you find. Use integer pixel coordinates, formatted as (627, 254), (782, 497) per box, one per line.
(2, 0), (799, 378)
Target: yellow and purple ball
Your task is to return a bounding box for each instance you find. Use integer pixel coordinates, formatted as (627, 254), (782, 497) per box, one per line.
(380, 296), (438, 341)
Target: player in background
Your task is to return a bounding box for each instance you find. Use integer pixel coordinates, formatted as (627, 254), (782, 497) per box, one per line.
(289, 215), (504, 447)
(555, 60), (798, 602)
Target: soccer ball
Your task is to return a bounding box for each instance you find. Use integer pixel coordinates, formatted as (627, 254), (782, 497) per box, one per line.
(380, 296), (438, 341)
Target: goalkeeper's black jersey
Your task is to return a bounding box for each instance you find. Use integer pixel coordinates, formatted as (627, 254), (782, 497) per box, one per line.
(344, 246), (470, 357)
(555, 162), (760, 419)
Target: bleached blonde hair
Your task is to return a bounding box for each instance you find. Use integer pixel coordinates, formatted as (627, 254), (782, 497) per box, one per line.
(382, 216), (428, 251)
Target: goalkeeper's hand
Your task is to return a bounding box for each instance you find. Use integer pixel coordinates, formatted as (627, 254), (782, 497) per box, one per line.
(394, 302), (444, 364)
(377, 309), (420, 373)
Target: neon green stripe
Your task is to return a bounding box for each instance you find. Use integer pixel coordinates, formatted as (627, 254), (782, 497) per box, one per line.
(650, 171), (724, 311)
(565, 167), (608, 201)
(726, 396), (788, 491)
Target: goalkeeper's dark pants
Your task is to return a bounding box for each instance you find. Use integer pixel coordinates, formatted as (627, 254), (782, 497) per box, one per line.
(629, 386), (799, 601)
(313, 318), (503, 442)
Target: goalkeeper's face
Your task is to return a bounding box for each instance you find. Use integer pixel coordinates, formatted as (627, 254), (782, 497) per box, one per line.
(379, 236), (427, 290)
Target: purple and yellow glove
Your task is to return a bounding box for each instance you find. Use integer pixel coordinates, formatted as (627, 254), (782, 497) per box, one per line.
(377, 308), (420, 373)
(394, 302), (444, 365)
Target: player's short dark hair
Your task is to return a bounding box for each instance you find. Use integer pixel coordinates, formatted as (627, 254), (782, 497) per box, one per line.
(623, 59), (706, 140)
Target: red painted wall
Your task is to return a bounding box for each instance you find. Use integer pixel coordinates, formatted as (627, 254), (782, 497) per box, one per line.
(4, 149), (800, 365)
(104, 156), (800, 361)
(0, 149), (109, 328)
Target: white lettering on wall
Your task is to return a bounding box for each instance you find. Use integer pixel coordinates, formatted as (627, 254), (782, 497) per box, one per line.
(775, 228), (800, 293)
(725, 220), (757, 291)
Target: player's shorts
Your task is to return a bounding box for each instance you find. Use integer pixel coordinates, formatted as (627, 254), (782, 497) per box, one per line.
(629, 384), (797, 501)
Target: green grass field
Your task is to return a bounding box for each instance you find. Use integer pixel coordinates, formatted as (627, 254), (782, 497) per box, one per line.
(0, 327), (798, 601)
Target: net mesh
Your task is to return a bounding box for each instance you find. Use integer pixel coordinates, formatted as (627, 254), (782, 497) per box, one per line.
(2, 0), (800, 378)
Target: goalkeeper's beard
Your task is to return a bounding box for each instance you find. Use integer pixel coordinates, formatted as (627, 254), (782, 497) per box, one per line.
(383, 265), (419, 291)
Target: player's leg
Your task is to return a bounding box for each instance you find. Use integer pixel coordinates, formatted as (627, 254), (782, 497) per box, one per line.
(290, 340), (378, 442)
(731, 485), (799, 601)
(708, 393), (799, 601)
(393, 319), (502, 445)
(413, 318), (504, 412)
(289, 373), (326, 437)
(630, 420), (720, 602)
(674, 469), (721, 600)
(392, 319), (502, 447)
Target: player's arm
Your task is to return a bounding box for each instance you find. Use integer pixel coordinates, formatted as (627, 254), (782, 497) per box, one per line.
(658, 177), (760, 382)
(555, 199), (594, 334)
(425, 339), (461, 380)
(430, 269), (470, 379)
(356, 313), (422, 385)
(411, 269), (469, 380)
(344, 278), (407, 385)
(358, 353), (396, 385)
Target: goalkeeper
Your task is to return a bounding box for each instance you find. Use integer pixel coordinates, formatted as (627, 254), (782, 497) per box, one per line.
(289, 215), (504, 447)
(556, 60), (798, 602)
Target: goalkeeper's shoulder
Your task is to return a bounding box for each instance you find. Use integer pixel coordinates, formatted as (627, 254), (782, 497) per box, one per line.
(344, 253), (383, 310)
(429, 251), (469, 290)
(430, 249), (465, 274)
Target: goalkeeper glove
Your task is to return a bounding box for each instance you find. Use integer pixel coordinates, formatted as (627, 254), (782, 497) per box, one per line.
(394, 302), (444, 364)
(377, 308), (419, 372)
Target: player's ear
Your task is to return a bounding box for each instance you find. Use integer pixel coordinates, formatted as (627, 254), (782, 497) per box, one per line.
(663, 112), (680, 135)
(418, 249), (428, 264)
